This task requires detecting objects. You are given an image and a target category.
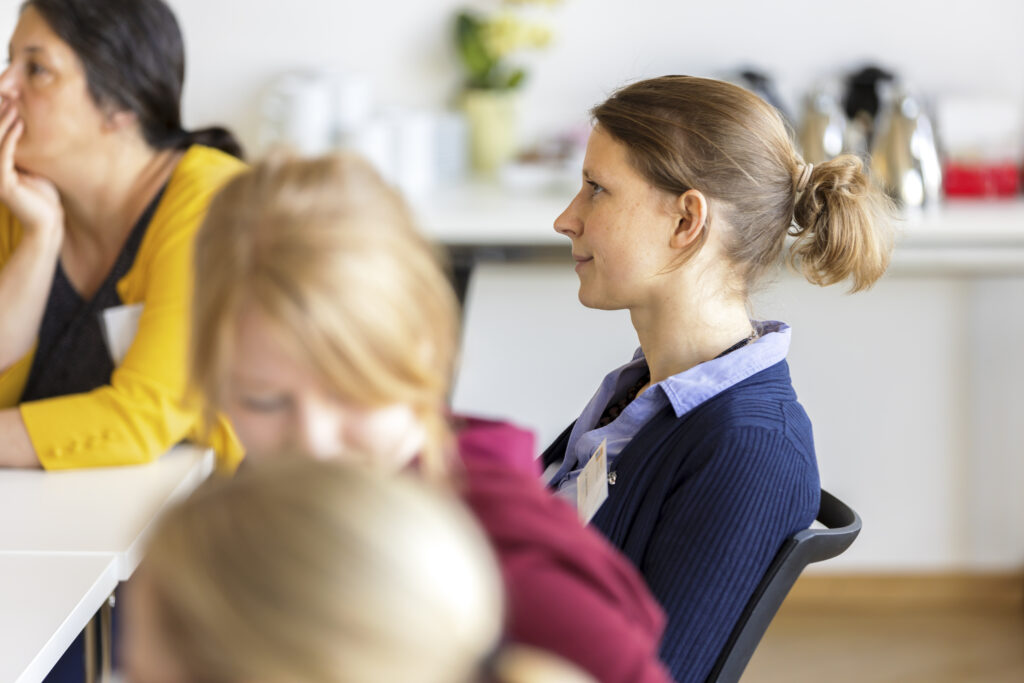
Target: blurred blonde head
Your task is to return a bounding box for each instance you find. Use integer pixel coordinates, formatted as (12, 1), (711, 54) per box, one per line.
(127, 460), (503, 683)
(190, 152), (460, 477)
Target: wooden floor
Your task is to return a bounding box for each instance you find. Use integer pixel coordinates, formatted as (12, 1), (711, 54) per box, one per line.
(743, 604), (1024, 683)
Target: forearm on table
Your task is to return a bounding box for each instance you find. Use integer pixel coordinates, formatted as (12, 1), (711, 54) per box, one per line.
(0, 229), (61, 370)
(0, 407), (41, 467)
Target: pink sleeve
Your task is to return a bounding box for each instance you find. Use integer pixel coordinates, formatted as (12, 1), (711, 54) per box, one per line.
(454, 413), (540, 478)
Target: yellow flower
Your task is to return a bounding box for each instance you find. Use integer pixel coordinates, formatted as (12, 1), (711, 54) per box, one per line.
(482, 12), (552, 59)
(481, 12), (521, 60)
(523, 23), (552, 49)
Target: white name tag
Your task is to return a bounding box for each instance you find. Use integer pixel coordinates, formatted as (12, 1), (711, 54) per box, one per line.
(577, 438), (609, 525)
(101, 303), (143, 366)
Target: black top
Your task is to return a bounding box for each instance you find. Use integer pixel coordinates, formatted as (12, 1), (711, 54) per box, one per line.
(20, 187), (166, 403)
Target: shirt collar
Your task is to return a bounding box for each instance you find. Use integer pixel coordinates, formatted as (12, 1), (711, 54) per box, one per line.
(653, 320), (791, 417)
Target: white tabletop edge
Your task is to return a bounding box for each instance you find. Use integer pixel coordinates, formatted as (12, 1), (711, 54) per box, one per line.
(6, 555), (118, 683)
(114, 447), (215, 581)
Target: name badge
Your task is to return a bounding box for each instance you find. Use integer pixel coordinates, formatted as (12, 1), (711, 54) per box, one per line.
(101, 303), (144, 365)
(577, 438), (609, 524)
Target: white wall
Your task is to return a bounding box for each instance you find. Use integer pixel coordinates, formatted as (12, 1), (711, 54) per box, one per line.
(5, 0), (1015, 153)
(454, 264), (1024, 572)
(164, 0), (1024, 154)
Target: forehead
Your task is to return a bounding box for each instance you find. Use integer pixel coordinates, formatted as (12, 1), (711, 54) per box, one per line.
(585, 125), (627, 163)
(11, 7), (59, 50)
(583, 125), (648, 185)
(229, 305), (315, 383)
(9, 6), (77, 65)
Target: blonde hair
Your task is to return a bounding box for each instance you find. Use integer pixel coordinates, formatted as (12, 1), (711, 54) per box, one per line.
(190, 152), (460, 477)
(593, 75), (895, 293)
(137, 460), (503, 683)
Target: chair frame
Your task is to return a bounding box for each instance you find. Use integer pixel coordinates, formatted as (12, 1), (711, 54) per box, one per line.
(705, 489), (862, 683)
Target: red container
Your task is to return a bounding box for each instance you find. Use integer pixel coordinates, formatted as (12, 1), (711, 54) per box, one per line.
(943, 161), (1021, 197)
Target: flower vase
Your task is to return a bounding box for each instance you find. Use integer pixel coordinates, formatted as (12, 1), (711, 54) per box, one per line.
(462, 89), (518, 175)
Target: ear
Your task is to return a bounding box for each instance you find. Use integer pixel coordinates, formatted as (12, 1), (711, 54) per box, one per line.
(668, 189), (708, 250)
(103, 108), (137, 132)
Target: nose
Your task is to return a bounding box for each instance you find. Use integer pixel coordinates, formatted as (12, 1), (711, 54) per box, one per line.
(291, 399), (346, 461)
(0, 63), (18, 101)
(554, 192), (584, 239)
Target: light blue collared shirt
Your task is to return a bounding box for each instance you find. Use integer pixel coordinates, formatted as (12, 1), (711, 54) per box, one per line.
(548, 321), (792, 506)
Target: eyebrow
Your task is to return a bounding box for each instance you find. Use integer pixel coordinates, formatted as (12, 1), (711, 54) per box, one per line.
(8, 45), (46, 59)
(582, 169), (607, 186)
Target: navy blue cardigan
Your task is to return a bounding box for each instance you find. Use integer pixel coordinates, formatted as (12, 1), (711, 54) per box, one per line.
(542, 360), (819, 683)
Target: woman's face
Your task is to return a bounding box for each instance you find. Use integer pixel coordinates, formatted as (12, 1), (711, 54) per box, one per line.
(222, 305), (426, 470)
(554, 126), (683, 311)
(0, 7), (107, 173)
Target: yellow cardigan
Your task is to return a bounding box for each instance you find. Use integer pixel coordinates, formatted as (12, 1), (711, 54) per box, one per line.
(0, 146), (246, 470)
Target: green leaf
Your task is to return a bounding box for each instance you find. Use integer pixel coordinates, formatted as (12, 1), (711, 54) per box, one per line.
(505, 69), (526, 90)
(455, 12), (496, 87)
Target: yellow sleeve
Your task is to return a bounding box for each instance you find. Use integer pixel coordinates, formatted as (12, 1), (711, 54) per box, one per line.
(19, 147), (246, 470)
(0, 206), (33, 407)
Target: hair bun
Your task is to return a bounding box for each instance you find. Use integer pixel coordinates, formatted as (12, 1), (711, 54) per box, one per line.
(790, 155), (895, 292)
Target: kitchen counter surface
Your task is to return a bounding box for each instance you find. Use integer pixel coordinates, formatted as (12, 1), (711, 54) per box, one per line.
(413, 183), (1024, 273)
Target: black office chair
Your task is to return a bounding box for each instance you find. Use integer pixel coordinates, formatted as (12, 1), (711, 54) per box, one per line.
(705, 489), (862, 683)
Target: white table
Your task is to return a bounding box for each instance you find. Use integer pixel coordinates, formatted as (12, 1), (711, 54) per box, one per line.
(0, 444), (215, 682)
(0, 555), (117, 683)
(0, 444), (214, 579)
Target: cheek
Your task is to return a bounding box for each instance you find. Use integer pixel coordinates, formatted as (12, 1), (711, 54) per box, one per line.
(21, 89), (100, 141)
(11, 101), (71, 170)
(346, 406), (423, 468)
(17, 95), (53, 135)
(588, 211), (630, 257)
(226, 404), (289, 457)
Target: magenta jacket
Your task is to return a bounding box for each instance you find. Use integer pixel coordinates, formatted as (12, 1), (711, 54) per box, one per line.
(454, 415), (671, 683)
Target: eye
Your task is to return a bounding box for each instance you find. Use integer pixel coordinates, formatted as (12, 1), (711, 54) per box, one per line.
(586, 180), (605, 197)
(26, 61), (48, 77)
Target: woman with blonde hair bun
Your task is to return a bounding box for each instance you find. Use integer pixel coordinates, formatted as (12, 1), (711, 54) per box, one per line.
(188, 152), (671, 683)
(542, 75), (895, 681)
(124, 459), (594, 683)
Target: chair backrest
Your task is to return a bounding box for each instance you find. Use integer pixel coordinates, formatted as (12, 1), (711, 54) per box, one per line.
(705, 489), (862, 683)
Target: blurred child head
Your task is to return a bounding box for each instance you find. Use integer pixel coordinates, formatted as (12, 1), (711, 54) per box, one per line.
(124, 459), (503, 683)
(191, 152), (460, 478)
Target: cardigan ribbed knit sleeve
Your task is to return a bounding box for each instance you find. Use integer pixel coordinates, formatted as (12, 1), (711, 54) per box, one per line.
(643, 424), (818, 682)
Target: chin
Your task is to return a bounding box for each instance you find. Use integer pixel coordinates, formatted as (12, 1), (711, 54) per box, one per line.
(577, 288), (618, 311)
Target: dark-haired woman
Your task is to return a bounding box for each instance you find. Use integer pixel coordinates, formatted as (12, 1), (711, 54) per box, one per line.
(542, 76), (894, 682)
(0, 0), (245, 470)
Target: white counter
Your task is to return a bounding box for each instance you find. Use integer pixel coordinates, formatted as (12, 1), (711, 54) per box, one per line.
(414, 183), (1024, 274)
